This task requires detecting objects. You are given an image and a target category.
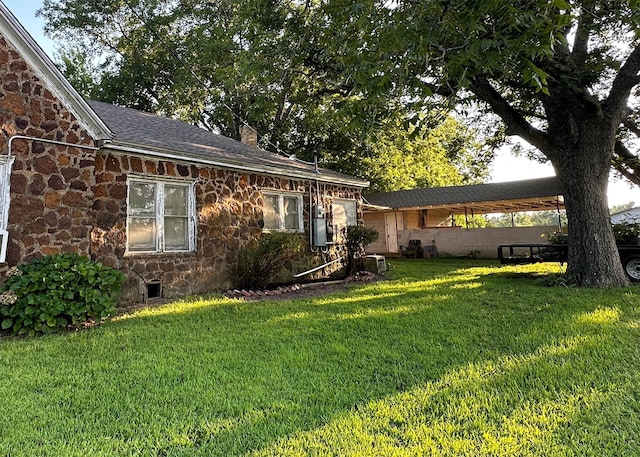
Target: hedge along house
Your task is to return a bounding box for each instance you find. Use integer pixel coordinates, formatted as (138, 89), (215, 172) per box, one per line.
(364, 177), (565, 258)
(0, 3), (368, 304)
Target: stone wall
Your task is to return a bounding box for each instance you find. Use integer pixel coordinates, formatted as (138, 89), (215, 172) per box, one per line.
(1, 31), (364, 305)
(0, 34), (96, 266)
(91, 151), (363, 304)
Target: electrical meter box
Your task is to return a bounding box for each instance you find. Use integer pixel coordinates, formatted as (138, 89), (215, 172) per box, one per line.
(313, 218), (327, 246)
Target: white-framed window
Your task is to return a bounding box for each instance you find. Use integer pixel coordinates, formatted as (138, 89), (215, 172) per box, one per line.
(0, 155), (15, 263)
(127, 177), (196, 253)
(332, 198), (358, 230)
(262, 192), (304, 232)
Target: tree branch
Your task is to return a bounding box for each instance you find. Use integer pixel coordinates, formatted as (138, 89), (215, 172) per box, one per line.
(570, 4), (592, 71)
(469, 75), (549, 152)
(613, 140), (640, 187)
(623, 115), (640, 138)
(605, 44), (640, 118)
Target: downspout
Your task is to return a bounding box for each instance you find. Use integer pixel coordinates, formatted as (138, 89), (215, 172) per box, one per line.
(293, 257), (343, 278)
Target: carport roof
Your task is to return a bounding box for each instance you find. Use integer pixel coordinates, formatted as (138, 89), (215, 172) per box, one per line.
(363, 177), (564, 214)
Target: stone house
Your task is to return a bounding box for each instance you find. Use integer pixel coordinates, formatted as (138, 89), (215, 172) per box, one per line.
(0, 4), (368, 303)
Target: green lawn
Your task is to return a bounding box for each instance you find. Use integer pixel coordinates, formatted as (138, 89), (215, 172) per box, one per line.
(1, 259), (639, 456)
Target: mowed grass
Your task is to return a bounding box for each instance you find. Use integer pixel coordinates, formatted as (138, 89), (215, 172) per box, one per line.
(1, 259), (639, 456)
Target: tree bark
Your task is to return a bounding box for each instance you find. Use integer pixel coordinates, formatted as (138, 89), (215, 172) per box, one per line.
(472, 76), (631, 287)
(552, 138), (630, 287)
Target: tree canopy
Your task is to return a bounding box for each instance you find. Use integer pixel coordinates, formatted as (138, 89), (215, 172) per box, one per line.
(38, 0), (490, 190)
(317, 0), (640, 286)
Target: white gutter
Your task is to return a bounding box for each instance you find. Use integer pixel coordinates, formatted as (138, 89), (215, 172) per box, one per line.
(105, 142), (370, 188)
(6, 135), (100, 158)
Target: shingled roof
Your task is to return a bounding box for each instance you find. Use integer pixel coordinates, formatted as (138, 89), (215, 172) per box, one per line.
(87, 100), (368, 187)
(364, 177), (564, 214)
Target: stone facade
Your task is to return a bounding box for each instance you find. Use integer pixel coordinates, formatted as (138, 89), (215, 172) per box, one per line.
(91, 151), (362, 303)
(1, 31), (364, 305)
(0, 34), (96, 266)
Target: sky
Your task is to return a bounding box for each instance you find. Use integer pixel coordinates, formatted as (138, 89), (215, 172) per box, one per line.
(4, 0), (640, 209)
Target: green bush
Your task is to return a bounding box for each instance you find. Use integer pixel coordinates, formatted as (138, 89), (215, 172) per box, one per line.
(344, 225), (379, 275)
(545, 230), (568, 244)
(612, 222), (640, 245)
(0, 253), (125, 336)
(232, 232), (304, 290)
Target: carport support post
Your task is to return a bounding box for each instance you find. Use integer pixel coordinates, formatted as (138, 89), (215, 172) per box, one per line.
(464, 207), (469, 228)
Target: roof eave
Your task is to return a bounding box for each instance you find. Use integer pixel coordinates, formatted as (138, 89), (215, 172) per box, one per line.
(0, 4), (113, 141)
(104, 142), (370, 188)
(364, 196), (565, 214)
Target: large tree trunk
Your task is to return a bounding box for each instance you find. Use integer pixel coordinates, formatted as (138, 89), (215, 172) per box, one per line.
(469, 73), (633, 288)
(554, 145), (630, 287)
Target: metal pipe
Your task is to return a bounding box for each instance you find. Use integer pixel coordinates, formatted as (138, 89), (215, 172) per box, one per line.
(6, 134), (99, 157)
(309, 182), (318, 253)
(1, 135), (100, 235)
(293, 257), (343, 278)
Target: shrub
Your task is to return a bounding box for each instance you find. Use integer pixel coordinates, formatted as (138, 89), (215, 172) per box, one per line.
(545, 231), (568, 244)
(232, 232), (304, 290)
(545, 224), (640, 246)
(344, 225), (379, 275)
(612, 222), (640, 245)
(0, 253), (125, 336)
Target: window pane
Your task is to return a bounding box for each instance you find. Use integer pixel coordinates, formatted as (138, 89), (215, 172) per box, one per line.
(165, 217), (189, 250)
(263, 195), (279, 229)
(344, 201), (357, 226)
(165, 185), (188, 216)
(129, 182), (156, 215)
(129, 218), (157, 251)
(334, 200), (357, 228)
(284, 197), (299, 230)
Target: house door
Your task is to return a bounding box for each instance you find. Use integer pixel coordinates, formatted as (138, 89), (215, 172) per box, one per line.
(385, 213), (399, 253)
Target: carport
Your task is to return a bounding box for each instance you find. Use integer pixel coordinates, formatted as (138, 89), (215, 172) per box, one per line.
(363, 177), (565, 258)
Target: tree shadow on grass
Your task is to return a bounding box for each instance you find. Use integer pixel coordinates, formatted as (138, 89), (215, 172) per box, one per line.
(1, 260), (638, 456)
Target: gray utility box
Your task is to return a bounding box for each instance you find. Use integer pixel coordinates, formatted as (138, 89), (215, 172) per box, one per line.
(313, 217), (327, 247)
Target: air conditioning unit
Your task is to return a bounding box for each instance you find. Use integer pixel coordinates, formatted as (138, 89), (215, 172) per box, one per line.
(364, 254), (387, 275)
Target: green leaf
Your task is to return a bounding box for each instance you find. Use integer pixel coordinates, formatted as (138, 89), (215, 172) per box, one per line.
(552, 0), (570, 9)
(1, 318), (13, 330)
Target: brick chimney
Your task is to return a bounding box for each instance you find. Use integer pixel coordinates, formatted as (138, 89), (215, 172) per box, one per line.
(240, 125), (258, 147)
